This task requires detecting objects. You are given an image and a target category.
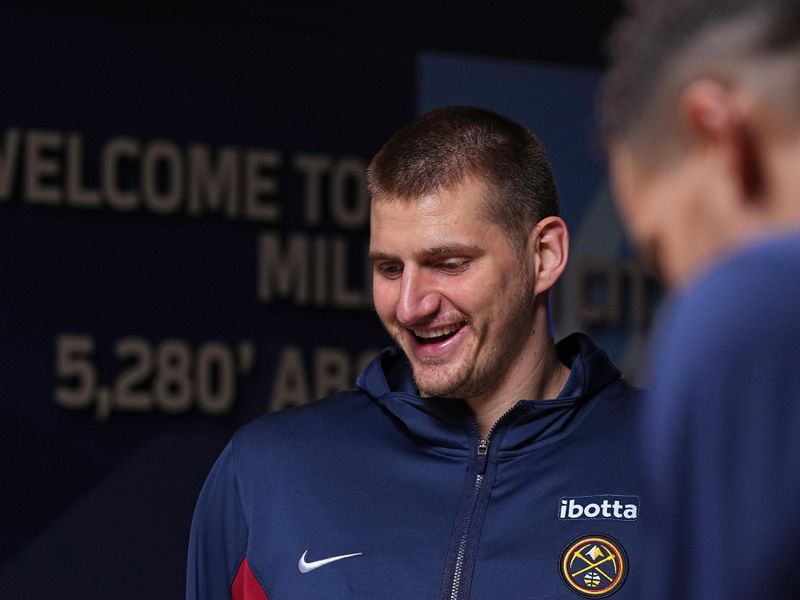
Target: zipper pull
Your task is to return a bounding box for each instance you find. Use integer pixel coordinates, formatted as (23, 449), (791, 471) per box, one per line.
(476, 438), (490, 474)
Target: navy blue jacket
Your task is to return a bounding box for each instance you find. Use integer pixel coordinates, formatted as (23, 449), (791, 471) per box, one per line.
(187, 333), (644, 599)
(640, 233), (800, 599)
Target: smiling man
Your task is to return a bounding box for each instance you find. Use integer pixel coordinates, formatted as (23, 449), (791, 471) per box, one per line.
(369, 175), (570, 436)
(600, 0), (800, 598)
(187, 106), (644, 600)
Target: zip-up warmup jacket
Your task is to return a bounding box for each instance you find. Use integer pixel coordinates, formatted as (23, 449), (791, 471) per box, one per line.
(187, 333), (644, 599)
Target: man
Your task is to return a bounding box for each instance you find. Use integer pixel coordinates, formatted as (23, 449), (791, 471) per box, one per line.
(187, 106), (643, 599)
(600, 1), (800, 598)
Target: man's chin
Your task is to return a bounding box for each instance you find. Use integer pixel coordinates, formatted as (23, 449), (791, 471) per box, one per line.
(416, 384), (461, 399)
(412, 368), (464, 399)
(397, 342), (474, 397)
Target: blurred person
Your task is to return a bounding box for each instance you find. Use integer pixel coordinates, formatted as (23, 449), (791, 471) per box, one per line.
(187, 106), (645, 599)
(600, 0), (800, 597)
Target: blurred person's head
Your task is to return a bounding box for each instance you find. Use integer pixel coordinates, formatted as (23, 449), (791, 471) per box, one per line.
(600, 0), (800, 286)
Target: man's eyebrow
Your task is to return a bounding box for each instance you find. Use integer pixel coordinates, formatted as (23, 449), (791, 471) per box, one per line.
(425, 244), (482, 257)
(368, 250), (396, 263)
(368, 244), (483, 263)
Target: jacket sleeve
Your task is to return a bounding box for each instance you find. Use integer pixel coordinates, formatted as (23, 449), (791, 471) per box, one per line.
(186, 440), (249, 599)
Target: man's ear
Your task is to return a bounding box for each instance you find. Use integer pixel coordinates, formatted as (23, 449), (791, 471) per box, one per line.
(680, 78), (764, 201)
(530, 216), (569, 295)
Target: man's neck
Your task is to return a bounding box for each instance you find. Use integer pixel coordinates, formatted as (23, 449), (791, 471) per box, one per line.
(467, 333), (571, 438)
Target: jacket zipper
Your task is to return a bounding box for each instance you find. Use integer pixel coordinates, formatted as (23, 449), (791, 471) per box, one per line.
(446, 404), (521, 600)
(448, 437), (490, 600)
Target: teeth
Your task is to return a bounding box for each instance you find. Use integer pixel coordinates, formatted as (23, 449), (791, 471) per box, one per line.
(413, 324), (462, 339)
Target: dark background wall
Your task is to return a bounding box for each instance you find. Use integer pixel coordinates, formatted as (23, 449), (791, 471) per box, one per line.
(0, 3), (654, 599)
(5, 1), (623, 67)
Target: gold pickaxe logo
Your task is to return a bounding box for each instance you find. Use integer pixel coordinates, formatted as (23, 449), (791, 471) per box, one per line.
(560, 535), (627, 597)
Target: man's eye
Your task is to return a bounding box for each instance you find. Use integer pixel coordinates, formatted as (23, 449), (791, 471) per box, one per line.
(439, 260), (467, 272)
(377, 264), (402, 278)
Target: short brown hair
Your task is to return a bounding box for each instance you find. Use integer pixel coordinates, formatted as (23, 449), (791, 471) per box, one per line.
(367, 106), (559, 250)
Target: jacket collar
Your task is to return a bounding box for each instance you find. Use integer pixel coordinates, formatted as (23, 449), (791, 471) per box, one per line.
(355, 333), (621, 450)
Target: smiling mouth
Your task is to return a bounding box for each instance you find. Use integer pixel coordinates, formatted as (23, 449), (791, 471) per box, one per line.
(411, 322), (465, 345)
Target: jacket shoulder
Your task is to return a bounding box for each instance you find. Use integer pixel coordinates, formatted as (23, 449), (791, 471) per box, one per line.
(231, 388), (376, 456)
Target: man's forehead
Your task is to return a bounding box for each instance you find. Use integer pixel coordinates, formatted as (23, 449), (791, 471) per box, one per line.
(372, 174), (492, 208)
(372, 179), (495, 225)
(371, 191), (449, 216)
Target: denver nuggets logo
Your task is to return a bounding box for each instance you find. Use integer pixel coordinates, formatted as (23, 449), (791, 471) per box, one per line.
(560, 535), (627, 597)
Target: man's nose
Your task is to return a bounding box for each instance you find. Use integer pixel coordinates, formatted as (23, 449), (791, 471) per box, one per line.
(396, 268), (439, 325)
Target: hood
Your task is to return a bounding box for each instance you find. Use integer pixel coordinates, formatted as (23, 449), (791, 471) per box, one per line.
(553, 332), (621, 400)
(355, 332), (622, 451)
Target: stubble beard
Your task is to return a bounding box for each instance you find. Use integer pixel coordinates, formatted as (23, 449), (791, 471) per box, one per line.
(405, 278), (536, 400)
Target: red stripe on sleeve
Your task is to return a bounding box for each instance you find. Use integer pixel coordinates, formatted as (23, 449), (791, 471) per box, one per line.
(231, 557), (269, 600)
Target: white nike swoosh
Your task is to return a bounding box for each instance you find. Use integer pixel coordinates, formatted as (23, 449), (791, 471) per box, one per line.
(298, 549), (363, 573)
